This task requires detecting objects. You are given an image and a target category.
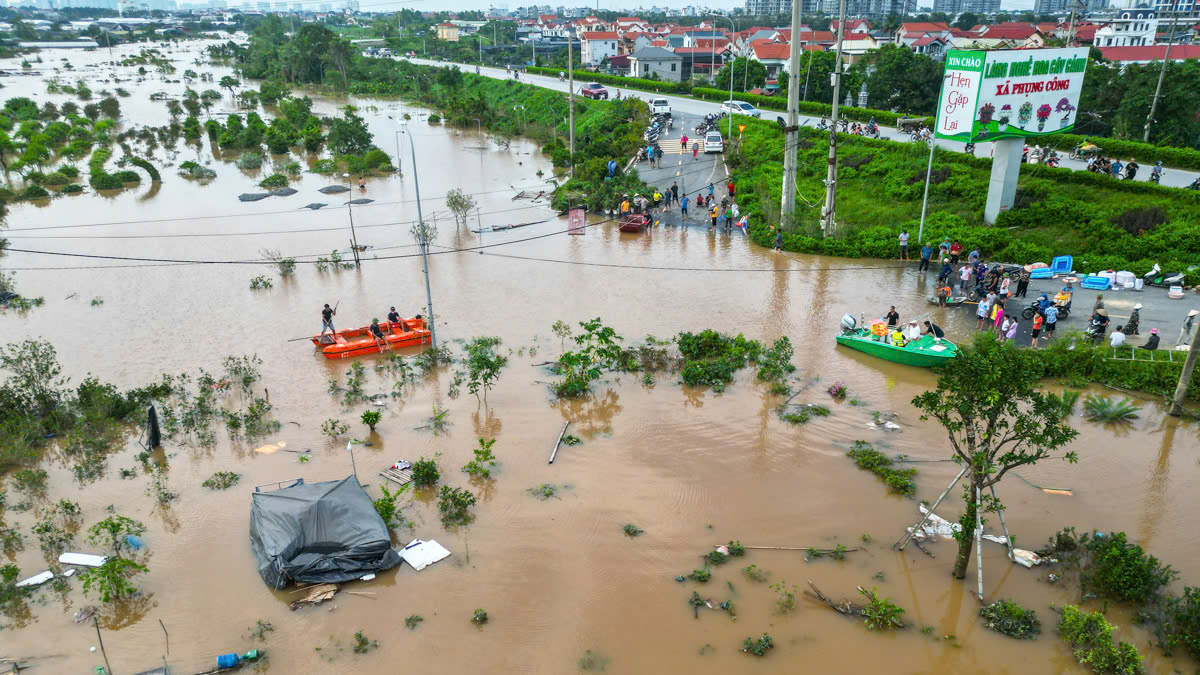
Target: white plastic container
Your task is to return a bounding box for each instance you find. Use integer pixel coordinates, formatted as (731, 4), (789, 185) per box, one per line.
(1115, 271), (1136, 287)
(1169, 285), (1184, 299)
(1134, 278), (1144, 291)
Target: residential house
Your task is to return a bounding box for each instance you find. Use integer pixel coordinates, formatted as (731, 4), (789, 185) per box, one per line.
(910, 35), (949, 58)
(831, 18), (871, 33)
(1093, 8), (1158, 47)
(839, 32), (879, 63)
(580, 31), (620, 66)
(675, 47), (727, 81)
(435, 22), (459, 41)
(620, 31), (653, 53)
(750, 41), (790, 77)
(893, 21), (951, 45)
(628, 46), (684, 82)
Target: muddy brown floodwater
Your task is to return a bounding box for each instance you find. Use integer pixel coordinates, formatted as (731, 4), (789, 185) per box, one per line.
(2, 40), (1199, 674)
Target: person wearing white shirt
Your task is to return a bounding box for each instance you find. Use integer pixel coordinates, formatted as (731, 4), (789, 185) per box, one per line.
(1109, 328), (1126, 348)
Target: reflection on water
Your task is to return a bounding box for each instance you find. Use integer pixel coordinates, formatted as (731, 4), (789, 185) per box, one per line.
(1, 40), (1199, 675)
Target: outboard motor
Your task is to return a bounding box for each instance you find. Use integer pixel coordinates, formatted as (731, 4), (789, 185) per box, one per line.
(840, 313), (857, 333)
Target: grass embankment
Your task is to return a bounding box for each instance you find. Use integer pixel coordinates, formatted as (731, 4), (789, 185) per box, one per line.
(727, 117), (1200, 284)
(346, 61), (654, 210)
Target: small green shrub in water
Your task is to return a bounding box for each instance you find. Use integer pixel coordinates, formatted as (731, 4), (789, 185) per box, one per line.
(411, 456), (440, 487)
(980, 600), (1041, 639)
(437, 486), (476, 525)
(705, 550), (729, 566)
(237, 152), (263, 170)
(771, 581), (798, 613)
(320, 418), (348, 438)
(689, 568), (711, 583)
(472, 608), (488, 624)
(726, 540), (746, 556)
(405, 614), (423, 630)
(462, 437), (497, 478)
(61, 184), (84, 193)
(860, 587), (905, 630)
(373, 483), (408, 529)
(742, 564), (767, 582)
(360, 410), (381, 433)
(742, 633), (774, 657)
(846, 440), (916, 495)
(249, 275), (272, 290)
(1083, 395), (1141, 423)
(1057, 605), (1143, 674)
(528, 483), (558, 499)
(201, 471), (240, 490)
(623, 524), (644, 537)
(258, 173), (288, 188)
(1082, 531), (1176, 603)
(779, 404), (831, 425)
(578, 649), (609, 671)
(352, 631), (378, 654)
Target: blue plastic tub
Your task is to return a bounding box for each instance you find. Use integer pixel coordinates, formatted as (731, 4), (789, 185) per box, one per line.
(1080, 276), (1111, 290)
(1051, 255), (1074, 275)
(1030, 268), (1053, 279)
(216, 654), (240, 669)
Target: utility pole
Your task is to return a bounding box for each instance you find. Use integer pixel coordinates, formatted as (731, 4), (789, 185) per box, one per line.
(403, 126), (438, 348)
(820, 0), (848, 236)
(1144, 1), (1178, 143)
(1169, 319), (1200, 417)
(568, 29), (575, 163)
(342, 172), (361, 267)
(1066, 0), (1081, 47)
(779, 0), (804, 230)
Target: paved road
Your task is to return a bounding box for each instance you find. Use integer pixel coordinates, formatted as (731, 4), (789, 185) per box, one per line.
(409, 58), (1200, 189)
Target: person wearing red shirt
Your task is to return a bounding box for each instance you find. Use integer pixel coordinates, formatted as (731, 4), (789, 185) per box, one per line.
(949, 241), (964, 264)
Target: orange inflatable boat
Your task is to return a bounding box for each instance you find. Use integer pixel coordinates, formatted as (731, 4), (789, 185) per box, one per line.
(310, 317), (431, 359)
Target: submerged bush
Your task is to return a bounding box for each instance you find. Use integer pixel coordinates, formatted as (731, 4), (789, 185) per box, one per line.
(845, 440), (916, 495)
(1058, 605), (1144, 674)
(980, 600), (1041, 639)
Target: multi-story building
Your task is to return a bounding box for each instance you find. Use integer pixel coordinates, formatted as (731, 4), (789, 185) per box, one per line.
(1093, 7), (1158, 46)
(579, 30), (619, 65)
(1033, 0), (1074, 15)
(745, 0), (790, 14)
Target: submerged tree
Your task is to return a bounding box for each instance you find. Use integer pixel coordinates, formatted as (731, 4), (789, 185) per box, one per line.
(445, 188), (476, 228)
(911, 334), (1078, 580)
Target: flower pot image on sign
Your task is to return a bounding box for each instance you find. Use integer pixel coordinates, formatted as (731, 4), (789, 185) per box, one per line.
(934, 47), (1090, 143)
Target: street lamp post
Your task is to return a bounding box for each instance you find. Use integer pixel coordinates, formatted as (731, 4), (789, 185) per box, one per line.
(400, 123), (438, 349)
(708, 13), (736, 140)
(342, 172), (361, 268)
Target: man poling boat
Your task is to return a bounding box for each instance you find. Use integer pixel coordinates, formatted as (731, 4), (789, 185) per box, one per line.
(311, 315), (431, 359)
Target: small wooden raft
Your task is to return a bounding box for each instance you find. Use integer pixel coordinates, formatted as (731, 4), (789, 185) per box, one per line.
(380, 466), (413, 487)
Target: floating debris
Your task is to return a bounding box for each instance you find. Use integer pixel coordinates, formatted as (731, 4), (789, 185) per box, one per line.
(301, 203), (328, 210)
(345, 198), (374, 205)
(238, 193), (271, 202)
(289, 583), (339, 610)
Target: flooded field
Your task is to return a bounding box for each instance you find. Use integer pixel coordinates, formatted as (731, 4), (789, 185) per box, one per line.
(1, 41), (1199, 674)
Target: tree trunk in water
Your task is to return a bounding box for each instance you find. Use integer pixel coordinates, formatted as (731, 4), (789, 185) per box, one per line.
(951, 478), (980, 579)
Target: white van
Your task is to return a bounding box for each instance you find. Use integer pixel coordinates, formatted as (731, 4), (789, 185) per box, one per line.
(704, 131), (724, 153)
(650, 98), (671, 115)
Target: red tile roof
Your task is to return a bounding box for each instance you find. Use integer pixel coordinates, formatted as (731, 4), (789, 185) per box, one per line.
(842, 32), (873, 40)
(1099, 44), (1200, 61)
(900, 22), (950, 33)
(752, 42), (790, 59)
(912, 35), (947, 46)
(796, 30), (835, 42)
(982, 26), (1039, 39)
(581, 31), (619, 39)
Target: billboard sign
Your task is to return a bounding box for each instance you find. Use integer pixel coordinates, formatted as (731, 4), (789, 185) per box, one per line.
(935, 47), (1090, 143)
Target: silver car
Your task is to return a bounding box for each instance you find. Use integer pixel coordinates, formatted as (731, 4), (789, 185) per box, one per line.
(720, 100), (761, 118)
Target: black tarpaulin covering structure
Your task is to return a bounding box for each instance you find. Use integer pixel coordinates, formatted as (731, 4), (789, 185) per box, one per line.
(249, 476), (400, 589)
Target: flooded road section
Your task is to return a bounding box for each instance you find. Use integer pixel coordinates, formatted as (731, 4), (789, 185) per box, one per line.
(1, 42), (1199, 674)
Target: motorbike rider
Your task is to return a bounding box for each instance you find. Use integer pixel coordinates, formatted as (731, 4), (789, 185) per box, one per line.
(1151, 161), (1163, 183)
(965, 142), (975, 156)
(1124, 158), (1139, 181)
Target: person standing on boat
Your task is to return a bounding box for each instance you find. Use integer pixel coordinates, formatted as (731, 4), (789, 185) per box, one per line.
(321, 304), (337, 335)
(884, 306), (900, 330)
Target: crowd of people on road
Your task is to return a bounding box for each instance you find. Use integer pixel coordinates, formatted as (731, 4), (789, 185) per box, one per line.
(903, 231), (1200, 351)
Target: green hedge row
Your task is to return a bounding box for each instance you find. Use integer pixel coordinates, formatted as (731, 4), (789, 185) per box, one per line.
(524, 63), (1200, 170)
(691, 86), (936, 129)
(526, 66), (691, 94)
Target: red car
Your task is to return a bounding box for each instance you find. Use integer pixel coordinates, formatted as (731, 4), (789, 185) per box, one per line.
(580, 83), (608, 99)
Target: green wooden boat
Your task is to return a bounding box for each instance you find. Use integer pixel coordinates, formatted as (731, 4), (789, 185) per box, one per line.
(835, 328), (961, 368)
